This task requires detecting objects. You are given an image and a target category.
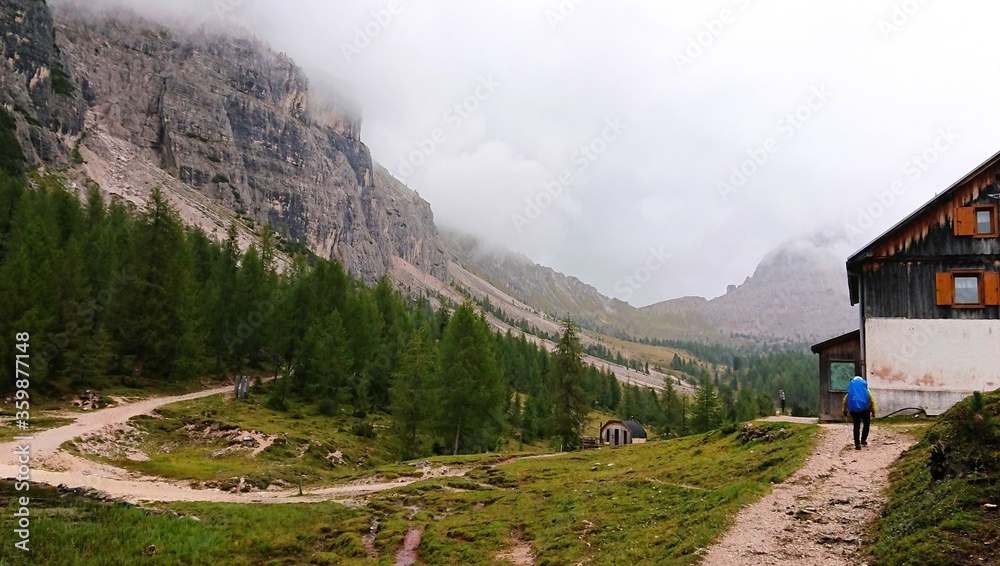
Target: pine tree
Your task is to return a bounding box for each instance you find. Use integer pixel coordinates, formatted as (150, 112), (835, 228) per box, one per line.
(389, 330), (434, 460)
(115, 189), (200, 381)
(233, 242), (272, 369)
(690, 377), (723, 433)
(735, 386), (759, 422)
(296, 311), (353, 413)
(718, 383), (736, 423)
(549, 318), (590, 450)
(209, 224), (241, 372)
(75, 325), (114, 387)
(344, 288), (383, 413)
(371, 276), (409, 410)
(433, 302), (504, 455)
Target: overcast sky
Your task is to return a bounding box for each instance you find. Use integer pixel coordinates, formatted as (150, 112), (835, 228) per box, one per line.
(65, 0), (1000, 305)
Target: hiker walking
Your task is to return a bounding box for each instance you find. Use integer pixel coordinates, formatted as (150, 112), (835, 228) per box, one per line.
(779, 390), (786, 415)
(842, 376), (876, 450)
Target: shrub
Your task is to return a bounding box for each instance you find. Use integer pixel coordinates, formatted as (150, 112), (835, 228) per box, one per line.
(351, 421), (376, 438)
(51, 65), (75, 96)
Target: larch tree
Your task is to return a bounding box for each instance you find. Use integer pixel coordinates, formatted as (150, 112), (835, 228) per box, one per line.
(389, 330), (434, 460)
(549, 318), (590, 450)
(117, 188), (200, 381)
(690, 377), (723, 433)
(433, 302), (504, 455)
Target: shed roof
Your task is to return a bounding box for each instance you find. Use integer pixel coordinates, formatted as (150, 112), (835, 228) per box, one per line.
(623, 421), (647, 439)
(810, 329), (860, 354)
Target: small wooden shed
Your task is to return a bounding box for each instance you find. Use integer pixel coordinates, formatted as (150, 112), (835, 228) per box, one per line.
(600, 420), (647, 447)
(810, 330), (861, 421)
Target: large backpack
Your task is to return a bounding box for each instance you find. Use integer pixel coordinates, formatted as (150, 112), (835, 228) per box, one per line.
(847, 378), (871, 412)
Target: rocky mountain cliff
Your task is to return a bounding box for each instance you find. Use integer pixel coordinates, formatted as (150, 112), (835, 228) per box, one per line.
(445, 230), (858, 347)
(442, 230), (642, 334)
(0, 0), (446, 282)
(642, 237), (858, 346)
(1, 0), (854, 349)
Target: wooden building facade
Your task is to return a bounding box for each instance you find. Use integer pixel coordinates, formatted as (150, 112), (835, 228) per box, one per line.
(845, 150), (1000, 416)
(810, 330), (861, 421)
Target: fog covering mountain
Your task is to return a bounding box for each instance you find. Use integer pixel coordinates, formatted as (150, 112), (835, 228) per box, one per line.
(1, 0), (855, 349)
(444, 229), (857, 347)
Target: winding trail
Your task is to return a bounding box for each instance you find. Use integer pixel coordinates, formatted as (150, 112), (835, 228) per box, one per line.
(2, 386), (919, 566)
(0, 383), (470, 504)
(701, 419), (917, 565)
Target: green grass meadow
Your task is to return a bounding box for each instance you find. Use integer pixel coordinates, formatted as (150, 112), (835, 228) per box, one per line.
(0, 421), (818, 565)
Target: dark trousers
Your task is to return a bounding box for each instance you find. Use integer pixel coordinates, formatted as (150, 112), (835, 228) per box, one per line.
(850, 411), (871, 446)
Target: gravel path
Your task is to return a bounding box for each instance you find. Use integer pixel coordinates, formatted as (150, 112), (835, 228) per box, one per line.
(700, 421), (916, 565)
(0, 384), (471, 504)
(1, 384), (234, 467)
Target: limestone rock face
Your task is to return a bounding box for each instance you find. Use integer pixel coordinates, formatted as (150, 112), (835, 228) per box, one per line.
(0, 0), (87, 166)
(0, 1), (447, 283)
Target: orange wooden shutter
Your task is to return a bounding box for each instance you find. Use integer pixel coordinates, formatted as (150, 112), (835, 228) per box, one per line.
(935, 272), (954, 305)
(954, 207), (976, 236)
(985, 272), (1000, 306)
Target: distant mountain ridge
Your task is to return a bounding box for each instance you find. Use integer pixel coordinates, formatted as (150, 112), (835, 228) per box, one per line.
(642, 236), (857, 346)
(444, 230), (858, 347)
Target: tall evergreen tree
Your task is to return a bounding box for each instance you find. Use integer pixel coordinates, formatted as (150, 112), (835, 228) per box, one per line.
(433, 302), (504, 455)
(389, 330), (434, 460)
(114, 188), (201, 381)
(690, 377), (723, 433)
(549, 318), (590, 450)
(295, 311), (353, 413)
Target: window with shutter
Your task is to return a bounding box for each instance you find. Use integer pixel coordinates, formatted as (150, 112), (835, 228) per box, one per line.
(938, 271), (993, 308)
(955, 205), (998, 237)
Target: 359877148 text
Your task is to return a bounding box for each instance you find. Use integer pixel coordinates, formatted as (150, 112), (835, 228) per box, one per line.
(12, 331), (32, 552)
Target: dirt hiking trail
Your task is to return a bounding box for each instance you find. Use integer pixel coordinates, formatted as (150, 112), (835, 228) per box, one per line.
(3, 387), (918, 565)
(701, 420), (917, 565)
(0, 384), (470, 504)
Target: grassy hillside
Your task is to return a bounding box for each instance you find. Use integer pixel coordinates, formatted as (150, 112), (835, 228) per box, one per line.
(64, 387), (558, 490)
(868, 390), (1000, 566)
(1, 422), (817, 565)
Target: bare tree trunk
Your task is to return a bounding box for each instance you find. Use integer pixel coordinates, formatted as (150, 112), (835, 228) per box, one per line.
(452, 415), (462, 456)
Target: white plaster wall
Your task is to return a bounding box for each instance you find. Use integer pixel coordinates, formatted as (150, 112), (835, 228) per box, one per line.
(865, 317), (1000, 415)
